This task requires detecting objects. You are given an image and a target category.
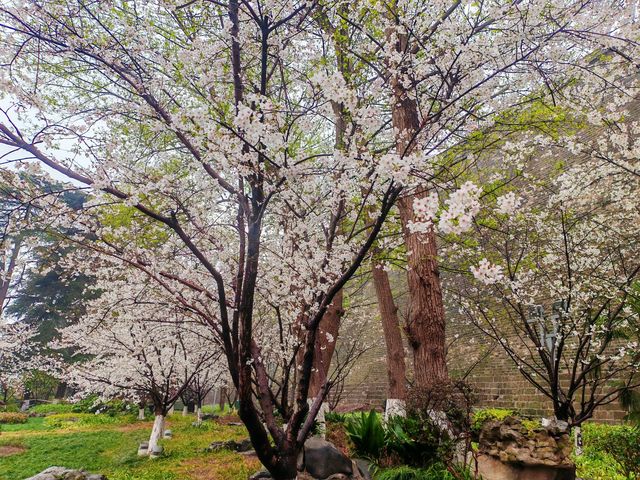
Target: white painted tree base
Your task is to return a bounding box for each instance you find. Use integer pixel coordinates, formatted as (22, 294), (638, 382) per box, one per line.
(307, 399), (330, 438)
(138, 408), (145, 420)
(182, 406), (188, 416)
(384, 399), (406, 421)
(148, 414), (165, 455)
(574, 425), (583, 456)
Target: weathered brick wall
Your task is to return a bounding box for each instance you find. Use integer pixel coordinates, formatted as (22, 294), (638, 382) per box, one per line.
(335, 280), (630, 423)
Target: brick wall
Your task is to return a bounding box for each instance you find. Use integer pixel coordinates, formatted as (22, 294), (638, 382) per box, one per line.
(335, 280), (631, 423)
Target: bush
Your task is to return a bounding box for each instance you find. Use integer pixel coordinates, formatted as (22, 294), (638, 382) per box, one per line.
(325, 411), (347, 423)
(384, 415), (441, 467)
(345, 409), (386, 460)
(406, 381), (475, 436)
(70, 396), (135, 416)
(43, 413), (124, 429)
(29, 403), (75, 415)
(375, 463), (475, 480)
(398, 380), (475, 466)
(582, 422), (640, 479)
(0, 412), (28, 424)
(471, 408), (515, 435)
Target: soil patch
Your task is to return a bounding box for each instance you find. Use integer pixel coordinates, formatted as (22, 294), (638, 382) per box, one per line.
(177, 453), (261, 480)
(0, 445), (26, 457)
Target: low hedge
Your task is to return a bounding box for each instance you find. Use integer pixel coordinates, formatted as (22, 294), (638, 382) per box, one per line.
(43, 413), (125, 429)
(0, 412), (28, 424)
(28, 403), (75, 415)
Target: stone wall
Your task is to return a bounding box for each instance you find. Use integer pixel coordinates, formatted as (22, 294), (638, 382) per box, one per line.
(334, 278), (630, 423)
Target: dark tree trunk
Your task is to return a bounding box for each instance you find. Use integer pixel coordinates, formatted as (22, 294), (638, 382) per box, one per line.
(54, 382), (67, 399)
(389, 32), (449, 387)
(371, 256), (407, 399)
(308, 290), (344, 398)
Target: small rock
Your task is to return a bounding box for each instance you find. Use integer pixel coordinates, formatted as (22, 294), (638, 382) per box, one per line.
(24, 467), (107, 480)
(206, 439), (253, 453)
(249, 469), (272, 480)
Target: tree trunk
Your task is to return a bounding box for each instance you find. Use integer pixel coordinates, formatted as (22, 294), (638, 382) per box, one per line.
(196, 405), (202, 424)
(388, 35), (449, 387)
(371, 257), (407, 399)
(182, 405), (188, 416)
(138, 408), (145, 420)
(397, 196), (449, 386)
(54, 382), (67, 399)
(218, 386), (226, 411)
(148, 413), (165, 454)
(308, 290), (344, 398)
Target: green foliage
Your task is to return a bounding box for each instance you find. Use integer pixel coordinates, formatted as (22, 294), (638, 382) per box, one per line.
(325, 411), (348, 423)
(471, 408), (515, 434)
(344, 410), (386, 460)
(0, 412), (28, 424)
(29, 403), (75, 415)
(384, 415), (441, 467)
(71, 396), (137, 416)
(582, 423), (640, 479)
(43, 413), (130, 429)
(22, 370), (60, 400)
(375, 463), (476, 480)
(575, 449), (627, 480)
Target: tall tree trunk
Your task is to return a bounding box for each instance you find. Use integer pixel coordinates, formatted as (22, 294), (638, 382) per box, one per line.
(371, 255), (407, 399)
(389, 33), (449, 387)
(397, 196), (448, 385)
(308, 290), (344, 398)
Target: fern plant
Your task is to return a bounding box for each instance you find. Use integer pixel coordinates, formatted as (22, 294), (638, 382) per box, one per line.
(344, 409), (385, 460)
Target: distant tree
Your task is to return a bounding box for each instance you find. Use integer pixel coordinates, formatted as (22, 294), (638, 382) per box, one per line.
(60, 272), (223, 454)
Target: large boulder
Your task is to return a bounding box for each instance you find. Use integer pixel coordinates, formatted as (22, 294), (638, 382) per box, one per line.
(248, 439), (367, 480)
(301, 438), (353, 480)
(478, 416), (575, 480)
(25, 467), (106, 480)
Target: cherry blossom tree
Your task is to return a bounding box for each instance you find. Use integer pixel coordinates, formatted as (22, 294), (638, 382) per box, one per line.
(445, 89), (640, 427)
(0, 319), (34, 405)
(59, 271), (223, 453)
(0, 1), (638, 477)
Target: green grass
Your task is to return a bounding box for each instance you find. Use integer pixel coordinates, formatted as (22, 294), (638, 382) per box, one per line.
(0, 414), (259, 480)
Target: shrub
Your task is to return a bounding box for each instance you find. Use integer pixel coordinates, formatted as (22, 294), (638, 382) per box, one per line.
(406, 381), (475, 436)
(582, 422), (640, 479)
(70, 396), (135, 416)
(0, 412), (28, 424)
(384, 415), (441, 467)
(29, 403), (75, 415)
(325, 411), (347, 423)
(399, 380), (475, 466)
(345, 409), (385, 460)
(470, 408), (515, 435)
(43, 413), (123, 429)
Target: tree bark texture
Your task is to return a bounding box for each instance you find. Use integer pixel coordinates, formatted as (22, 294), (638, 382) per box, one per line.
(371, 257), (407, 399)
(308, 290), (344, 398)
(390, 33), (449, 387)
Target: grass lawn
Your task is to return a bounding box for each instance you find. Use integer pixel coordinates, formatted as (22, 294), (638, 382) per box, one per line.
(0, 414), (261, 480)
